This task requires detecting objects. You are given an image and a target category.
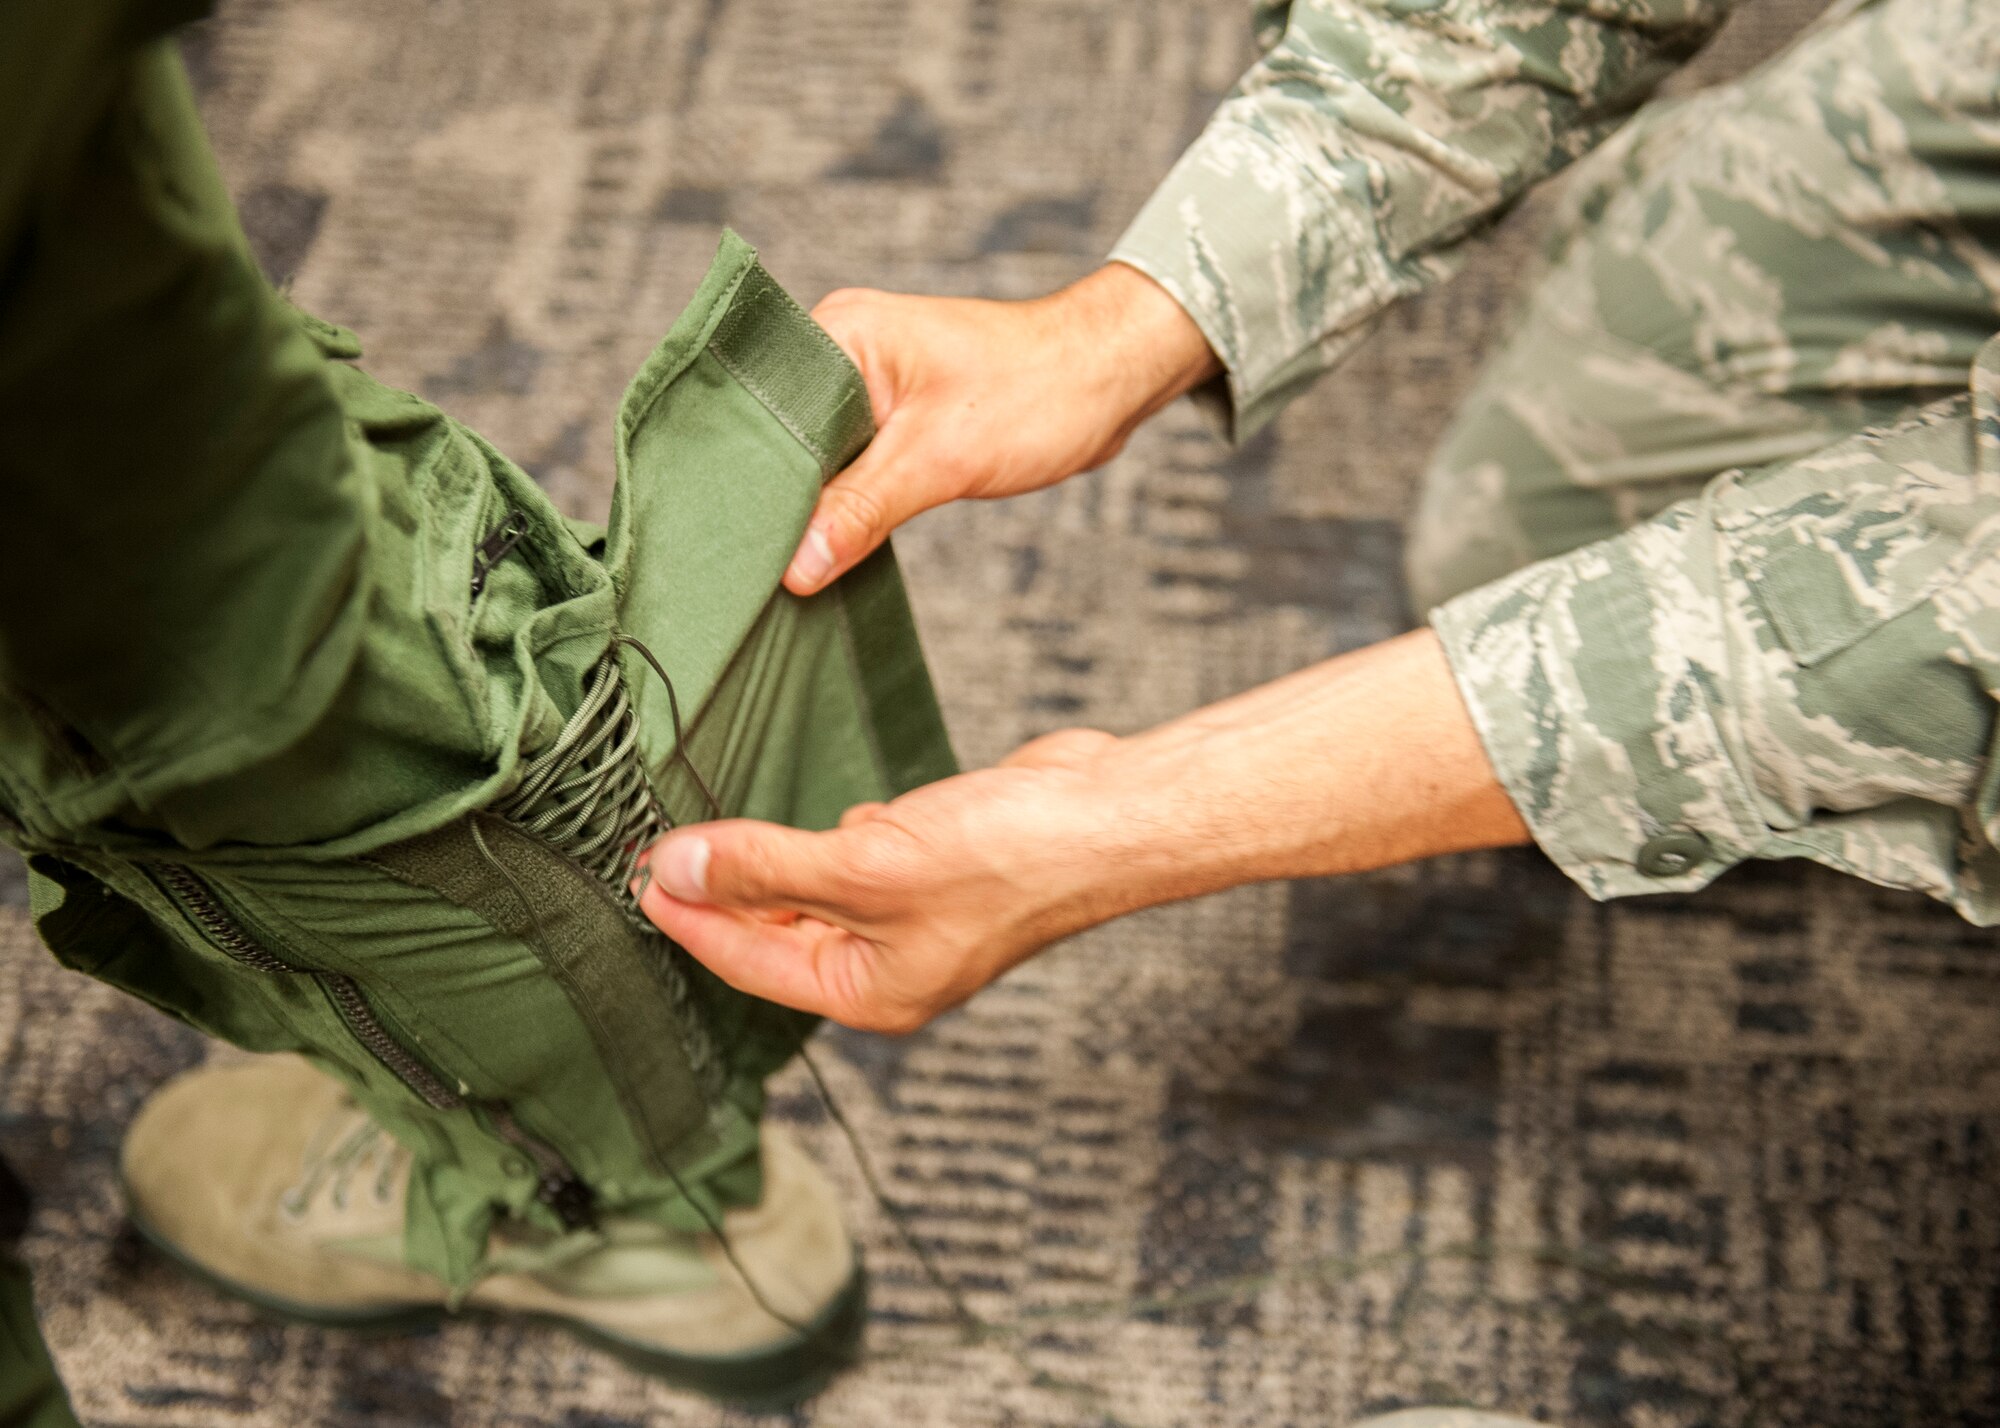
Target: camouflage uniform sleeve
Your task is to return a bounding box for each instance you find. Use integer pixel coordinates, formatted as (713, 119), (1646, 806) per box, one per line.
(1432, 336), (2000, 924)
(1109, 0), (1738, 439)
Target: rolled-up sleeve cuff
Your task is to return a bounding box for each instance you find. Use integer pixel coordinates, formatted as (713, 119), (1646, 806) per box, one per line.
(1109, 119), (1389, 445)
(1428, 519), (1775, 900)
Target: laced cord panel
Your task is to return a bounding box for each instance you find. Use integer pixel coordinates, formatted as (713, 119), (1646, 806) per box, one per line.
(492, 640), (986, 1354)
(491, 646), (723, 1092)
(495, 651), (662, 896)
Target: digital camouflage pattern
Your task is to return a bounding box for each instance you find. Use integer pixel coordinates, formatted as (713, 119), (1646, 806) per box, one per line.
(1428, 0), (2000, 922)
(1435, 370), (2000, 919)
(1112, 0), (1748, 439)
(1121, 0), (2000, 923)
(1407, 0), (2000, 604)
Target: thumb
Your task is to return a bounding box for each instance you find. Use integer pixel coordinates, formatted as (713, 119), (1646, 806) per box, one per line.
(783, 431), (935, 596)
(644, 820), (846, 916)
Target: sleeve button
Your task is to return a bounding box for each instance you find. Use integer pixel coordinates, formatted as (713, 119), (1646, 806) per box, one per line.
(1638, 830), (1711, 878)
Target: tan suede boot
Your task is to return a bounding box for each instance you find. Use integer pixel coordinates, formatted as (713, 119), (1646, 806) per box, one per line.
(119, 1055), (863, 1408)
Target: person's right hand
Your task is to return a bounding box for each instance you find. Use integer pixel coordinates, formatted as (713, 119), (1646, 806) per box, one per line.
(784, 262), (1221, 596)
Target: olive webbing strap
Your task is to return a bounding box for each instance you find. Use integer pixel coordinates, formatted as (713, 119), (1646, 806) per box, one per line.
(364, 816), (714, 1166)
(703, 261), (958, 801)
(704, 267), (875, 479)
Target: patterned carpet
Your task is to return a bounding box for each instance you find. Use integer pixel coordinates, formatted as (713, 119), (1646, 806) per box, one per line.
(8, 0), (2000, 1424)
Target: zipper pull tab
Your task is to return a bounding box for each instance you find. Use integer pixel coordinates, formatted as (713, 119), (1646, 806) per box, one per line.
(540, 1174), (599, 1232)
(470, 510), (530, 598)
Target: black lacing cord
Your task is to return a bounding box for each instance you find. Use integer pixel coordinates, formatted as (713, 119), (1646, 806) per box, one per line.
(797, 1042), (985, 1346)
(612, 634), (722, 825)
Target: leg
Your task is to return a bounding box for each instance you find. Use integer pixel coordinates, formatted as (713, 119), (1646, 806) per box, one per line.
(1407, 0), (2000, 612)
(0, 1161), (76, 1428)
(0, 1256), (76, 1428)
(0, 21), (949, 1404)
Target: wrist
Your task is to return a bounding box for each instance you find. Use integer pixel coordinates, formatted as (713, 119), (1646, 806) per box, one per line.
(1044, 263), (1219, 442)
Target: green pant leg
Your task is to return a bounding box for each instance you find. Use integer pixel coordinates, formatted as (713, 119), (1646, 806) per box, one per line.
(0, 1154), (76, 1428)
(1, 13), (955, 1290)
(0, 1254), (76, 1428)
(1405, 0), (2000, 613)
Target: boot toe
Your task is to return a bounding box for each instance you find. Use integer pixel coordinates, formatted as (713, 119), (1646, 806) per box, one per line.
(121, 1053), (440, 1317)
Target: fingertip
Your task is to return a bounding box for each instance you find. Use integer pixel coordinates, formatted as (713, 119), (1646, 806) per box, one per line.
(648, 833), (711, 902)
(784, 522), (838, 596)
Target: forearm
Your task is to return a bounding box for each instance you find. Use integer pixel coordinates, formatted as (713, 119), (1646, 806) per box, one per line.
(1048, 629), (1529, 930)
(1056, 262), (1222, 446)
(637, 626), (1530, 1031)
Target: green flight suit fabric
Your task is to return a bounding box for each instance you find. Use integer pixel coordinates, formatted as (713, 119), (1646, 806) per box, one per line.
(1115, 0), (2000, 922)
(0, 1160), (75, 1428)
(0, 1252), (78, 1428)
(0, 0), (955, 1297)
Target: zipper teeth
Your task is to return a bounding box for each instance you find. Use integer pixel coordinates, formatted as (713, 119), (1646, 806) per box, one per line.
(159, 861), (595, 1224)
(482, 1102), (567, 1180)
(159, 863), (460, 1109)
(470, 509), (529, 597)
(485, 1103), (598, 1230)
(156, 864), (295, 973)
(318, 973), (463, 1111)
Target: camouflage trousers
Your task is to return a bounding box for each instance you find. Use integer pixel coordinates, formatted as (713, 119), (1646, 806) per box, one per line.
(1419, 0), (2000, 920)
(1409, 0), (2000, 613)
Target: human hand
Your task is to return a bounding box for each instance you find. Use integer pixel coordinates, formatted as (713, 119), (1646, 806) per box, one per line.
(633, 729), (1134, 1034)
(634, 632), (1530, 1035)
(785, 263), (1219, 596)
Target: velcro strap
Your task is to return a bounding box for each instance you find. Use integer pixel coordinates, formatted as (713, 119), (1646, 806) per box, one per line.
(704, 269), (875, 479)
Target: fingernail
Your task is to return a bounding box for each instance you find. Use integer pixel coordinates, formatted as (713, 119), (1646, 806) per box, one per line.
(788, 524), (835, 590)
(655, 835), (711, 902)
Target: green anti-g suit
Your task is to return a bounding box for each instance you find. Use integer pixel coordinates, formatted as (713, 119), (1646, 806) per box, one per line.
(0, 0), (953, 1301)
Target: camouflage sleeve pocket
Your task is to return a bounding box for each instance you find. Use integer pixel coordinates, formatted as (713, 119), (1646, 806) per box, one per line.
(1719, 388), (2000, 668)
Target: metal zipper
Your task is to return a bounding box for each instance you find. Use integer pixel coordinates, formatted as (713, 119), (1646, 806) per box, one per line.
(469, 509), (529, 598)
(154, 862), (597, 1229)
(315, 972), (462, 1111)
(156, 863), (294, 973)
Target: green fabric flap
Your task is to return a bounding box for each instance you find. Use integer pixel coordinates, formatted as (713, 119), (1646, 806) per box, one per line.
(605, 229), (956, 810)
(606, 231), (821, 722)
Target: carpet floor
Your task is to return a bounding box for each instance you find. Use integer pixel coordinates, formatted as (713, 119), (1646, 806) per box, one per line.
(8, 0), (1999, 1424)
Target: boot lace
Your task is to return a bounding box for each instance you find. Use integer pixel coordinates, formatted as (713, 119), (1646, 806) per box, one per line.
(279, 1106), (408, 1220)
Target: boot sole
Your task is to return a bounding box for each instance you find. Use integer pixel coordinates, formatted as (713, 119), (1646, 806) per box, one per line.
(122, 1196), (867, 1412)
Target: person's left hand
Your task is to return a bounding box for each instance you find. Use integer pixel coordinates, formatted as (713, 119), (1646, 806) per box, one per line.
(632, 729), (1130, 1033)
(634, 630), (1531, 1034)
